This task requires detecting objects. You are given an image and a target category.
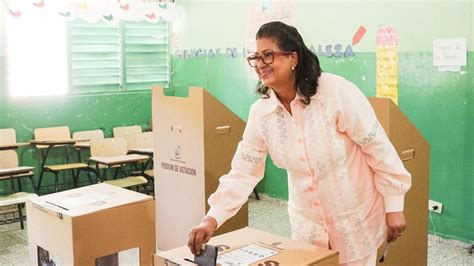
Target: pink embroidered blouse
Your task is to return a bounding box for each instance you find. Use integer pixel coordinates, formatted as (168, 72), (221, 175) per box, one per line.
(206, 72), (411, 263)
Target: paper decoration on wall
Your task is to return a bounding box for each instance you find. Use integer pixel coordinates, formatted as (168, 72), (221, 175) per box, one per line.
(33, 0), (45, 8)
(376, 25), (399, 105)
(1, 0), (182, 23)
(102, 14), (113, 21)
(79, 2), (88, 9)
(58, 11), (71, 17)
(145, 13), (156, 20)
(262, 0), (272, 12)
(120, 3), (129, 11)
(309, 44), (353, 58)
(246, 0), (295, 55)
(433, 38), (467, 72)
(352, 26), (366, 46)
(8, 8), (21, 18)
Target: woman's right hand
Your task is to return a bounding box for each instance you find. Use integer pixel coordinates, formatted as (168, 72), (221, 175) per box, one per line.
(187, 216), (217, 255)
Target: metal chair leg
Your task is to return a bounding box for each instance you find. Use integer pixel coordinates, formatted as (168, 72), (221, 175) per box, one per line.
(18, 203), (24, 229)
(17, 177), (22, 191)
(73, 169), (80, 188)
(10, 179), (16, 192)
(36, 171), (44, 194)
(253, 188), (260, 200)
(94, 163), (101, 183)
(37, 146), (53, 194)
(114, 167), (120, 180)
(86, 169), (94, 184)
(54, 172), (59, 192)
(29, 176), (38, 194)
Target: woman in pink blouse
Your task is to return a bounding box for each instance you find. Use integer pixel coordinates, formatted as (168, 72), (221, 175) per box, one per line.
(188, 21), (411, 265)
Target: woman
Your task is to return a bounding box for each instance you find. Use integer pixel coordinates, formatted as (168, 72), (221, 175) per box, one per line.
(188, 21), (411, 265)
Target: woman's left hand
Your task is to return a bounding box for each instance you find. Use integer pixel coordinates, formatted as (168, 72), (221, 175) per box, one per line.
(386, 212), (406, 242)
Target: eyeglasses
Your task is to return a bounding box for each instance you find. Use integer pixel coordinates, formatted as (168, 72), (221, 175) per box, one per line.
(247, 50), (294, 67)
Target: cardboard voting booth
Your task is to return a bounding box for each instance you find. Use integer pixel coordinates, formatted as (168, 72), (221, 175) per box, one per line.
(154, 227), (339, 265)
(26, 183), (155, 265)
(152, 86), (248, 250)
(369, 98), (430, 266)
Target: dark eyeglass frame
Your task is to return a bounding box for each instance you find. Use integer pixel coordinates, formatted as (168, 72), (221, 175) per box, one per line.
(247, 50), (294, 67)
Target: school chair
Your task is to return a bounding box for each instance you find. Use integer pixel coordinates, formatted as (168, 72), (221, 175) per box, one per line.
(125, 132), (154, 192)
(33, 126), (90, 193)
(0, 128), (38, 229)
(72, 129), (105, 161)
(89, 137), (148, 191)
(124, 131), (153, 151)
(112, 125), (142, 138)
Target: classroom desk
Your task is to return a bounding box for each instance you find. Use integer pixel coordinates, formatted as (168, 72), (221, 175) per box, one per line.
(29, 139), (89, 146)
(0, 166), (34, 178)
(128, 147), (153, 156)
(88, 154), (149, 182)
(73, 142), (91, 162)
(0, 166), (37, 194)
(128, 148), (154, 172)
(0, 143), (30, 151)
(29, 139), (89, 192)
(73, 142), (91, 149)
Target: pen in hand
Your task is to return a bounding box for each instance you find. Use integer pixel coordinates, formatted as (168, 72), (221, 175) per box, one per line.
(378, 241), (392, 263)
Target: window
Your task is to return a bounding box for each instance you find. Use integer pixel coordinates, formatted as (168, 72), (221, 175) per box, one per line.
(69, 20), (170, 94)
(5, 16), (170, 97)
(5, 14), (69, 97)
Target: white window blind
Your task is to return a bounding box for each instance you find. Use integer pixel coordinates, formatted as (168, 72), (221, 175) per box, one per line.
(123, 20), (170, 91)
(69, 20), (170, 94)
(69, 20), (121, 93)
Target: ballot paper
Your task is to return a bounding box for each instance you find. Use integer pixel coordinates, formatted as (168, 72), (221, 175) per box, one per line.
(217, 244), (279, 265)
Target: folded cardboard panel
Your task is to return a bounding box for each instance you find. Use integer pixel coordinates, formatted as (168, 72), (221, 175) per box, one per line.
(202, 87), (248, 237)
(26, 183), (155, 265)
(153, 86), (248, 251)
(369, 97), (430, 266)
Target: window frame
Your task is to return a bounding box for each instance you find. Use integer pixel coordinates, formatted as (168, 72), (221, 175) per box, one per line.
(68, 19), (171, 95)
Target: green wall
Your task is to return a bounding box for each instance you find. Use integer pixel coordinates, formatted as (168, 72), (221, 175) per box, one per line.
(0, 0), (472, 242)
(0, 92), (152, 193)
(171, 0), (473, 242)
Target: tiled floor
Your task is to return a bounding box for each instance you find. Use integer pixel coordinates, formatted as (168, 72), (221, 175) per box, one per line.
(0, 195), (473, 265)
(248, 195), (474, 266)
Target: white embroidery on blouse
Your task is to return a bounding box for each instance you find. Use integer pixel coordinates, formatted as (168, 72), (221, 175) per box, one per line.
(239, 151), (263, 164)
(288, 206), (329, 248)
(275, 108), (291, 166)
(357, 120), (380, 145)
(317, 99), (375, 261)
(258, 108), (293, 171)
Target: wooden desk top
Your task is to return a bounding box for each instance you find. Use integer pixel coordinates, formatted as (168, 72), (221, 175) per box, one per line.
(88, 154), (149, 166)
(128, 147), (154, 155)
(74, 142), (91, 149)
(0, 166), (34, 177)
(0, 143), (30, 151)
(29, 138), (89, 146)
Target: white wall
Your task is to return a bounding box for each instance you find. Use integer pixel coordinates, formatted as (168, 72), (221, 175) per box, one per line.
(175, 0), (472, 52)
(0, 2), (4, 56)
(472, 0), (474, 50)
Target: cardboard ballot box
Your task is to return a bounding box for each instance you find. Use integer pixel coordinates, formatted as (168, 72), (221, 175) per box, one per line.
(26, 183), (155, 265)
(369, 98), (430, 266)
(154, 227), (338, 265)
(152, 86), (248, 250)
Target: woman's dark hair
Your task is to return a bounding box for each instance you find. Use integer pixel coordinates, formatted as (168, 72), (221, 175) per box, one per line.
(255, 21), (322, 105)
